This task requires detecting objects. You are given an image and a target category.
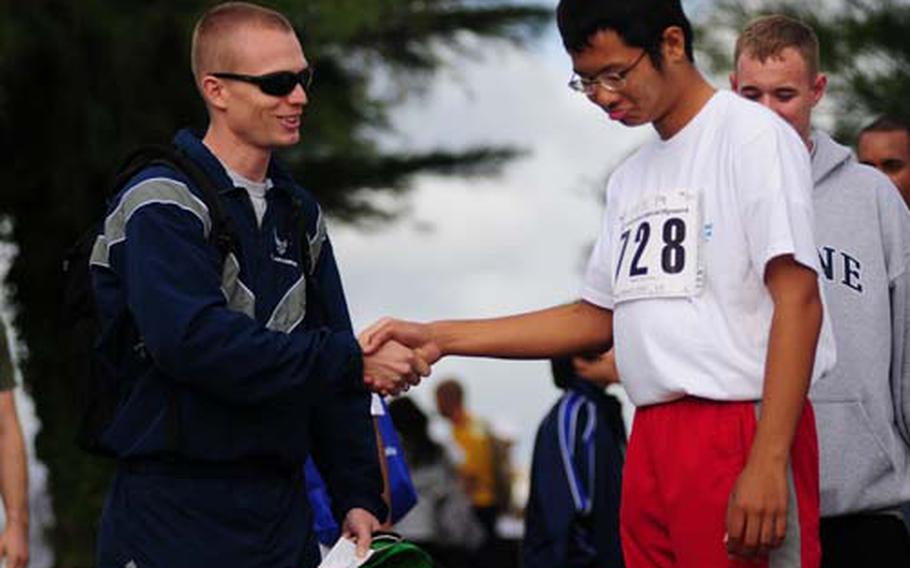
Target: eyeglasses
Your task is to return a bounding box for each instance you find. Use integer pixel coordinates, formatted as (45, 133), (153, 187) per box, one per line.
(568, 50), (647, 95)
(211, 68), (314, 97)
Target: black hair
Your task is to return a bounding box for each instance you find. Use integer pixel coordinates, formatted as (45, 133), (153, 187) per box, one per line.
(861, 115), (910, 138)
(550, 356), (576, 390)
(556, 0), (694, 68)
(388, 397), (444, 468)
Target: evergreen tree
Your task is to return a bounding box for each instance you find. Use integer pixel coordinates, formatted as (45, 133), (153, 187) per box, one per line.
(700, 0), (910, 141)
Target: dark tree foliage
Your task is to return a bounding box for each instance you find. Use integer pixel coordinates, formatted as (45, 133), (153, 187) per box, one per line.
(699, 0), (910, 142)
(0, 1), (549, 565)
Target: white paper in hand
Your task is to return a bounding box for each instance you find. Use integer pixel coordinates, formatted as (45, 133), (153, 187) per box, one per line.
(318, 536), (374, 568)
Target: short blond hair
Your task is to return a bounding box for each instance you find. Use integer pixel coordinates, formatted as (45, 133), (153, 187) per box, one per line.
(735, 14), (820, 78)
(191, 2), (295, 84)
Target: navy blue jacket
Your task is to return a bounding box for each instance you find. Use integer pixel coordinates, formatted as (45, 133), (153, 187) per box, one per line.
(90, 129), (384, 521)
(523, 379), (626, 568)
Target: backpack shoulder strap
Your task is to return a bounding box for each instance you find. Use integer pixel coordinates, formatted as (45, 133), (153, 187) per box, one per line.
(112, 144), (234, 258)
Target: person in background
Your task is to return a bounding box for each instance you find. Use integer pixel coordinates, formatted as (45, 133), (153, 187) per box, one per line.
(856, 113), (910, 557)
(389, 397), (483, 568)
(434, 377), (502, 553)
(857, 116), (910, 208)
(523, 356), (626, 568)
(0, 321), (28, 568)
(732, 14), (910, 565)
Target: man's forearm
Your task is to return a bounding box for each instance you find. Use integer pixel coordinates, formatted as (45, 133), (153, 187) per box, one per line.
(430, 300), (613, 359)
(0, 395), (28, 527)
(751, 280), (822, 464)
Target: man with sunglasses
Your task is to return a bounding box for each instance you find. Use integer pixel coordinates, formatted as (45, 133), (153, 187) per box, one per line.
(361, 0), (835, 566)
(91, 3), (427, 567)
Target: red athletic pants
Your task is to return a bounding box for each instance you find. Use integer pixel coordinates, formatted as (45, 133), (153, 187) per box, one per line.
(620, 397), (820, 568)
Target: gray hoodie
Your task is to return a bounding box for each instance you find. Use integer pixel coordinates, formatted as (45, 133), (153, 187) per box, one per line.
(809, 130), (910, 517)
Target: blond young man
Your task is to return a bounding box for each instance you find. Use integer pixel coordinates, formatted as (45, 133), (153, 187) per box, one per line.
(89, 3), (428, 566)
(732, 15), (910, 566)
(433, 379), (499, 540)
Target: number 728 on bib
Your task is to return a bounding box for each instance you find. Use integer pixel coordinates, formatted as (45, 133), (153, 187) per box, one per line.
(612, 189), (704, 303)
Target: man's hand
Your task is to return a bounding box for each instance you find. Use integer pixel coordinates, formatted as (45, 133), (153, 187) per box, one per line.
(341, 507), (380, 559)
(359, 334), (431, 396)
(0, 519), (29, 568)
(360, 318), (442, 366)
(572, 349), (620, 387)
(725, 457), (789, 560)
(724, 256), (821, 560)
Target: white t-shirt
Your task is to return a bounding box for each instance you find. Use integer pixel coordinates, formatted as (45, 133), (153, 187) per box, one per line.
(224, 166), (273, 227)
(582, 91), (836, 407)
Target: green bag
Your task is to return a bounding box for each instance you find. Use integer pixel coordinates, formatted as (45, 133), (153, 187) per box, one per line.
(362, 533), (435, 568)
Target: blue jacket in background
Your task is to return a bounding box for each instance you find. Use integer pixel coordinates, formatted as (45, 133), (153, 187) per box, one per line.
(308, 397), (418, 546)
(523, 378), (626, 568)
(90, 129), (385, 567)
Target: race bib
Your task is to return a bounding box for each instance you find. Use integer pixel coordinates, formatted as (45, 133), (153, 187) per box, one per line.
(612, 188), (703, 302)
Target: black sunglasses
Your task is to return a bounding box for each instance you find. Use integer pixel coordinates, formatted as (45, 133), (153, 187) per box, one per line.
(211, 68), (314, 97)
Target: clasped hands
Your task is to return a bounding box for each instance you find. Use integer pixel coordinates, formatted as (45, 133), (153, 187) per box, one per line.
(358, 318), (441, 396)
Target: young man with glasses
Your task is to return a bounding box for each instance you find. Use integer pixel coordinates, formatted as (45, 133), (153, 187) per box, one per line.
(362, 0), (835, 565)
(731, 15), (910, 566)
(90, 3), (428, 567)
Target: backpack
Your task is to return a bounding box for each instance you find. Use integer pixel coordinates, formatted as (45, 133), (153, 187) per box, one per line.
(62, 144), (235, 455)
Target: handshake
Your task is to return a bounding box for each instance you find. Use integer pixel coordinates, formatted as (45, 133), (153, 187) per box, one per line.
(357, 318), (441, 396)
